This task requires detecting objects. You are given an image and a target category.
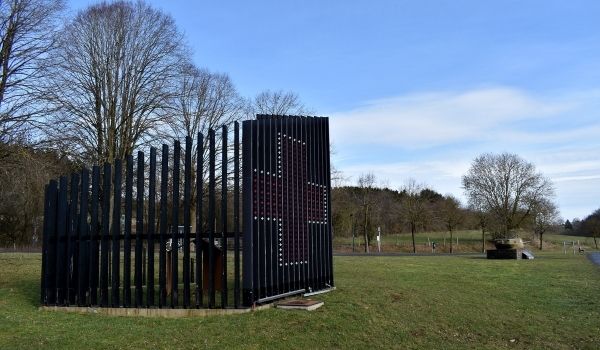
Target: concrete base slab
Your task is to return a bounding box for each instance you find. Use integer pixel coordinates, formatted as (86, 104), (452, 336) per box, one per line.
(39, 304), (271, 318)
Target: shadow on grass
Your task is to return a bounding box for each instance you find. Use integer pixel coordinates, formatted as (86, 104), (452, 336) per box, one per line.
(10, 277), (40, 308)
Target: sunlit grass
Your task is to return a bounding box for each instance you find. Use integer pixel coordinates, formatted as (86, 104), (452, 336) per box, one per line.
(1, 252), (599, 349)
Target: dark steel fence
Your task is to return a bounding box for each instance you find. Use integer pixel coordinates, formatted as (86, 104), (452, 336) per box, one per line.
(40, 123), (241, 309)
(41, 115), (333, 309)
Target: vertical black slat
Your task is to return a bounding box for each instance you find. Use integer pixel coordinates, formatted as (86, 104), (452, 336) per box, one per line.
(159, 144), (169, 307)
(48, 181), (59, 305)
(289, 116), (296, 293)
(123, 155), (133, 307)
(195, 133), (204, 308)
(208, 129), (216, 308)
(314, 119), (323, 290)
(288, 117), (295, 294)
(89, 166), (100, 305)
(275, 117), (284, 294)
(324, 117), (333, 287)
(77, 169), (89, 306)
(274, 117), (280, 296)
(111, 160), (122, 307)
(312, 118), (319, 290)
(307, 117), (315, 291)
(100, 164), (111, 307)
(300, 117), (307, 291)
(183, 137), (192, 308)
(318, 117), (326, 290)
(282, 117), (289, 294)
(293, 117), (300, 292)
(172, 141), (180, 307)
(221, 125), (228, 307)
(148, 147), (156, 307)
(41, 184), (49, 304)
(135, 152), (144, 307)
(242, 121), (254, 306)
(233, 123), (240, 308)
(314, 118), (321, 289)
(272, 117), (279, 297)
(312, 118), (320, 290)
(265, 118), (272, 299)
(300, 116), (307, 290)
(55, 176), (68, 305)
(41, 181), (57, 304)
(252, 120), (259, 302)
(296, 117), (302, 291)
(322, 118), (329, 289)
(68, 173), (80, 305)
(257, 119), (264, 300)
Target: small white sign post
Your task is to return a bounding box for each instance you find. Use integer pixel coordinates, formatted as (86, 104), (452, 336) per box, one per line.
(377, 226), (381, 253)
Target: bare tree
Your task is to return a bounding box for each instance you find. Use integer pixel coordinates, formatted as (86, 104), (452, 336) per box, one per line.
(41, 1), (186, 164)
(469, 203), (490, 253)
(531, 198), (559, 250)
(462, 153), (555, 238)
(0, 143), (73, 247)
(169, 63), (246, 230)
(400, 179), (429, 253)
(0, 0), (65, 142)
(251, 89), (311, 116)
(356, 173), (376, 253)
(440, 195), (463, 253)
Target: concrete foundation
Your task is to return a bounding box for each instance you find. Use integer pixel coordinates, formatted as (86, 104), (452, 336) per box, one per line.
(39, 304), (271, 318)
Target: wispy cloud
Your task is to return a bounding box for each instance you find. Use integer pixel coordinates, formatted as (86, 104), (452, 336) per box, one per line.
(330, 87), (600, 219)
(330, 87), (588, 149)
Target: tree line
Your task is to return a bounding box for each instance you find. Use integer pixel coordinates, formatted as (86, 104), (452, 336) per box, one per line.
(0, 0), (309, 247)
(333, 152), (563, 252)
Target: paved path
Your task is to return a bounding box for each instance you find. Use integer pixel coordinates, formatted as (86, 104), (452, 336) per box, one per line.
(587, 252), (600, 266)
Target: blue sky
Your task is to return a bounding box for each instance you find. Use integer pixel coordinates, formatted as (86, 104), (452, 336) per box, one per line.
(68, 0), (600, 220)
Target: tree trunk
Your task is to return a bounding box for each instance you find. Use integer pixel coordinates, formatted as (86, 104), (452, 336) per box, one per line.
(481, 228), (485, 253)
(411, 224), (416, 254)
(450, 229), (453, 253)
(539, 233), (543, 250)
(363, 205), (369, 253)
(594, 236), (598, 249)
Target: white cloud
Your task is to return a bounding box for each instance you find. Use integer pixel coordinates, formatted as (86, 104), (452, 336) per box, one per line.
(330, 87), (583, 149)
(330, 87), (600, 219)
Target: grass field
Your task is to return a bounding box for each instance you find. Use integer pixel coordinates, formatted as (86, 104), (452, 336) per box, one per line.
(1, 252), (599, 349)
(333, 229), (598, 253)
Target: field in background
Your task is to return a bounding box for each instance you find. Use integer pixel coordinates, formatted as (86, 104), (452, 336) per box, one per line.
(1, 252), (599, 349)
(333, 229), (598, 253)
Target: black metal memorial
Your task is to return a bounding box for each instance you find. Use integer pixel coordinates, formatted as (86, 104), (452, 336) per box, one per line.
(242, 115), (334, 305)
(40, 115), (333, 310)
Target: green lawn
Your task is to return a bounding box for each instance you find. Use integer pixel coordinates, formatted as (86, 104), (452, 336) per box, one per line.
(1, 252), (599, 349)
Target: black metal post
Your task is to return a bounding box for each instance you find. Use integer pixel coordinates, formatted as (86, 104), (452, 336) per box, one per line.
(148, 147), (156, 307)
(111, 160), (121, 307)
(100, 164), (111, 307)
(208, 129), (216, 308)
(77, 168), (89, 306)
(89, 166), (100, 305)
(124, 155), (133, 307)
(195, 133), (204, 308)
(234, 122), (240, 308)
(172, 141), (180, 307)
(135, 152), (144, 307)
(159, 144), (169, 307)
(183, 137), (192, 308)
(221, 125), (228, 307)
